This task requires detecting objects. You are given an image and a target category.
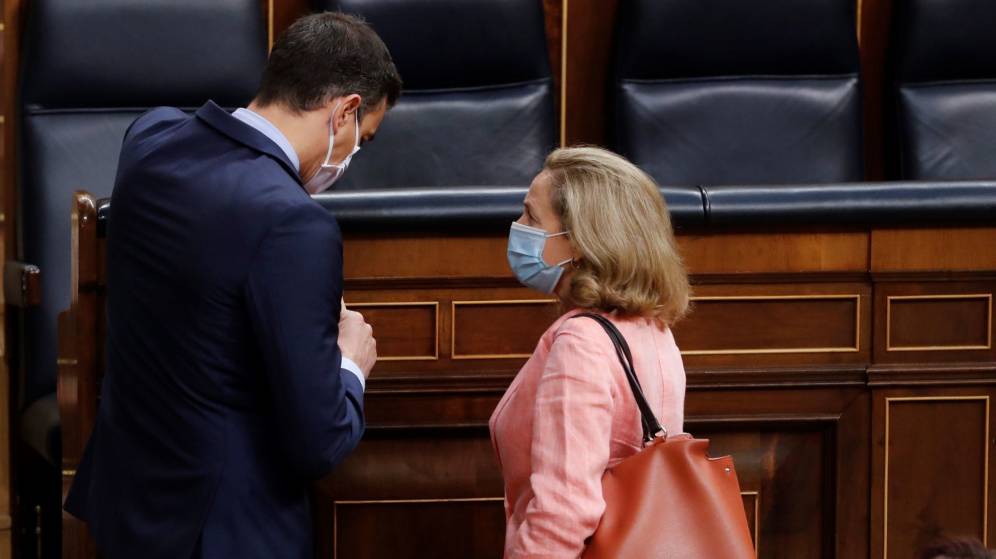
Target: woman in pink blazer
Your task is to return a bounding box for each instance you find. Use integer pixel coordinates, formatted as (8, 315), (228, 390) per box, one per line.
(490, 147), (691, 559)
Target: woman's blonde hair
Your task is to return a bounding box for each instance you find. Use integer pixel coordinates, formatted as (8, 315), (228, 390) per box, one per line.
(544, 146), (690, 326)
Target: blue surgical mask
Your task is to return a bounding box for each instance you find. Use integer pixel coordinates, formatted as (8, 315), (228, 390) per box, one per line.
(507, 221), (572, 294)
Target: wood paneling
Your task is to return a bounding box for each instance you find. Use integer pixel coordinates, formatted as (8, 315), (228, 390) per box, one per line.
(52, 201), (996, 559)
(348, 302), (439, 360)
(452, 300), (560, 359)
(344, 235), (512, 280)
(688, 387), (871, 559)
(361, 390), (503, 429)
(343, 286), (553, 377)
(680, 231), (870, 275)
(561, 0), (620, 146)
(679, 295), (860, 354)
(888, 295), (991, 351)
(858, 0), (894, 180)
(268, 0), (310, 48)
(315, 429), (506, 558)
(872, 228), (996, 273)
(343, 231), (872, 281)
(872, 393), (993, 559)
(542, 0), (563, 129)
(2, 3), (20, 557)
(696, 424), (835, 559)
(874, 282), (996, 364)
(742, 491), (761, 554)
(677, 283), (872, 369)
(333, 499), (505, 559)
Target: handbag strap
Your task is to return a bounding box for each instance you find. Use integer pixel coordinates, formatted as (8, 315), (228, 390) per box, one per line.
(572, 313), (667, 444)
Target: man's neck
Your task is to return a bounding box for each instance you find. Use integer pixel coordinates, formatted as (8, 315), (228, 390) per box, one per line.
(247, 101), (318, 172)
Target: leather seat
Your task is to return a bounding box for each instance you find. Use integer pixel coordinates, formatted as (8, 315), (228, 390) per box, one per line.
(610, 0), (863, 186)
(17, 0), (265, 464)
(316, 185), (707, 232)
(702, 181), (996, 226)
(887, 0), (996, 179)
(316, 0), (557, 189)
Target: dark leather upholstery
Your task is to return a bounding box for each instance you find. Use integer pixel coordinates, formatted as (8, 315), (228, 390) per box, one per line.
(314, 185), (707, 232)
(316, 0), (556, 189)
(703, 182), (996, 227)
(889, 0), (996, 179)
(611, 0), (863, 185)
(101, 179), (996, 236)
(22, 0), (264, 109)
(18, 0), (265, 450)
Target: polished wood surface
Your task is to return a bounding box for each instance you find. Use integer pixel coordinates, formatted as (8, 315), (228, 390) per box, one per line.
(871, 388), (996, 559)
(681, 231), (871, 275)
(57, 194), (101, 559)
(872, 228), (996, 272)
(858, 0), (893, 180)
(561, 0), (619, 146)
(0, 0), (18, 556)
(53, 188), (996, 558)
(270, 0), (309, 47)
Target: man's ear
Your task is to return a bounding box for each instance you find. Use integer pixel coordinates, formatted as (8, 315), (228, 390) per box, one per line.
(335, 94), (362, 128)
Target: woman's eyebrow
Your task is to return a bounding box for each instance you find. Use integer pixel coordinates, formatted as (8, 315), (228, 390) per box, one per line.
(524, 201), (537, 219)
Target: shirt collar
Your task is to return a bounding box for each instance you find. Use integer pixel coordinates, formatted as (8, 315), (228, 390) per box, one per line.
(231, 107), (301, 172)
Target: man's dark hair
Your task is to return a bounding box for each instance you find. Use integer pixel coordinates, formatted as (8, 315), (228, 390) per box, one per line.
(917, 537), (996, 559)
(256, 12), (402, 114)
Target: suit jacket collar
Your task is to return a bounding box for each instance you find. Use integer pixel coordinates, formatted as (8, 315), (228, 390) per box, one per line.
(195, 100), (304, 186)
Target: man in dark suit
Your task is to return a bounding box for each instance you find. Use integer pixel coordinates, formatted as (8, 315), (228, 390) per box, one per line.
(64, 13), (402, 558)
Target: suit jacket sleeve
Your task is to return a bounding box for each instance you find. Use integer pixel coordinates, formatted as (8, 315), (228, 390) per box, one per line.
(244, 201), (365, 479)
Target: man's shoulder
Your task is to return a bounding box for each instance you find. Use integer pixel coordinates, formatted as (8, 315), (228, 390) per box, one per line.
(124, 106), (189, 142)
(241, 187), (340, 238)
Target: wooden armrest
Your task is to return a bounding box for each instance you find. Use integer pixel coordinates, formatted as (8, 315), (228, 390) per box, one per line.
(4, 261), (42, 308)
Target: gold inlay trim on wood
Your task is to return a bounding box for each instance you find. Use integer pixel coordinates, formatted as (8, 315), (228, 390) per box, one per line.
(741, 490), (761, 555)
(680, 294), (862, 356)
(333, 497), (504, 556)
(267, 0), (274, 51)
(886, 294), (993, 352)
(347, 301), (439, 361)
(451, 299), (558, 360)
(884, 396), (990, 559)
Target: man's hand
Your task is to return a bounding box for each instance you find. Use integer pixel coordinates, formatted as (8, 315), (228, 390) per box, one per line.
(338, 309), (376, 378)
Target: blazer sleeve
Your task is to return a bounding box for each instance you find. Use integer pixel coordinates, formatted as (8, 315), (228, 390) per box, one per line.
(244, 201), (365, 480)
(509, 320), (616, 559)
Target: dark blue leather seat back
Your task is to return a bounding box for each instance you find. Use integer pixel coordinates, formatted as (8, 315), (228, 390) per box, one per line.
(889, 0), (996, 180)
(610, 0), (863, 186)
(317, 0), (557, 189)
(19, 0), (266, 405)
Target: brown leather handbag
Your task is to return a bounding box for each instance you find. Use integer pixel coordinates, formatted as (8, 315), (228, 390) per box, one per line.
(576, 314), (756, 559)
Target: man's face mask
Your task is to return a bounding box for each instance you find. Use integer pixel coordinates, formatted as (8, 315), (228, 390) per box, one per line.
(304, 103), (361, 194)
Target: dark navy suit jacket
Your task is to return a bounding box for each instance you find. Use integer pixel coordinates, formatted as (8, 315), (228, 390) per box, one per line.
(65, 101), (365, 559)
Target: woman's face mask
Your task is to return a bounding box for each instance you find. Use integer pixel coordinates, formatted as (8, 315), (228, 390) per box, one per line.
(507, 221), (572, 294)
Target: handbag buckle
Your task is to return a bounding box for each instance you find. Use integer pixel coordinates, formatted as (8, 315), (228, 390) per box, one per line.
(644, 428), (668, 447)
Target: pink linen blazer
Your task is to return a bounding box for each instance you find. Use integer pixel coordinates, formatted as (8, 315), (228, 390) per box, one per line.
(489, 308), (687, 559)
